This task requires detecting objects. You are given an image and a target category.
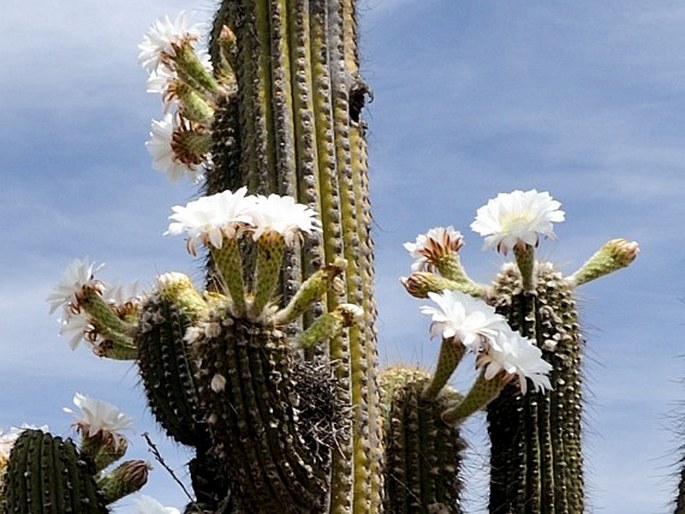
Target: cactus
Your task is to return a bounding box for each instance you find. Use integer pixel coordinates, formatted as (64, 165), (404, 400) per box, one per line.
(379, 367), (465, 514)
(2, 429), (109, 514)
(402, 203), (639, 513)
(484, 238), (640, 513)
(4, 3), (641, 514)
(1, 426), (148, 514)
(486, 263), (584, 513)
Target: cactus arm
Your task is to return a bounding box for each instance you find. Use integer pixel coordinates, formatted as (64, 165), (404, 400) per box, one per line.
(3, 430), (109, 514)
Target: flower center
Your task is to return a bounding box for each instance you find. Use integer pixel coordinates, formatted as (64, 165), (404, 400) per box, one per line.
(500, 211), (533, 234)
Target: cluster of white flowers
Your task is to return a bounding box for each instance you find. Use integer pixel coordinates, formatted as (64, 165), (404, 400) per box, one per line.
(421, 290), (552, 394)
(167, 188), (322, 253)
(406, 190), (564, 270)
(139, 11), (213, 183)
(47, 258), (139, 351)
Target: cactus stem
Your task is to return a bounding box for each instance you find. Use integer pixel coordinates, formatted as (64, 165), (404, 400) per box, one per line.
(442, 372), (507, 426)
(273, 258), (347, 325)
(401, 272), (487, 299)
(423, 340), (465, 400)
(513, 243), (536, 293)
(209, 238), (247, 316)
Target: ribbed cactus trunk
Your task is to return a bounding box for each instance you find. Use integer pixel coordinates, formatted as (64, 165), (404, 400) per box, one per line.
(486, 263), (584, 513)
(204, 1), (382, 512)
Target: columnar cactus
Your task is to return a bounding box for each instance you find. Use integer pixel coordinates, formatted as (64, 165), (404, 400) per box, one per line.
(1, 2), (642, 514)
(402, 193), (639, 514)
(1, 396), (148, 513)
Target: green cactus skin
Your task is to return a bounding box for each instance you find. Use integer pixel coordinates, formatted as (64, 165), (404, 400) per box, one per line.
(192, 302), (341, 513)
(675, 465), (685, 514)
(486, 262), (584, 514)
(2, 429), (109, 514)
(136, 292), (209, 448)
(379, 367), (465, 514)
(202, 1), (381, 512)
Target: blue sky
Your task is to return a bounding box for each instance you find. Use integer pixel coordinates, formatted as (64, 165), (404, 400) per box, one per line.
(2, 1), (684, 512)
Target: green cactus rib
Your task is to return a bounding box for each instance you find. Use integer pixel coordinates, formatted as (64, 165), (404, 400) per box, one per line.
(136, 294), (208, 448)
(486, 262), (584, 514)
(194, 310), (334, 513)
(2, 429), (108, 514)
(379, 367), (464, 514)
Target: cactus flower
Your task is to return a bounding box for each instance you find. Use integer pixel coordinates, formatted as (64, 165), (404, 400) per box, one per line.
(145, 114), (206, 183)
(133, 495), (181, 514)
(166, 187), (256, 253)
(477, 329), (552, 394)
(404, 226), (464, 272)
(47, 258), (104, 316)
(138, 11), (203, 73)
(248, 194), (323, 246)
(59, 311), (94, 350)
(420, 290), (509, 350)
(64, 393), (134, 443)
(471, 189), (565, 254)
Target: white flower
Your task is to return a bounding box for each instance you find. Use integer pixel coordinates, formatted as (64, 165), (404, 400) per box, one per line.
(420, 290), (509, 350)
(477, 329), (553, 394)
(166, 187), (256, 253)
(404, 226), (464, 272)
(470, 189), (565, 254)
(133, 495), (181, 514)
(145, 114), (204, 183)
(103, 280), (141, 306)
(138, 11), (203, 73)
(248, 194), (322, 246)
(64, 393), (134, 438)
(47, 258), (104, 316)
(59, 311), (95, 351)
(146, 66), (177, 95)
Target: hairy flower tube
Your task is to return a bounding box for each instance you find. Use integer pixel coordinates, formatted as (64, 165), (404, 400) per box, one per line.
(470, 189), (565, 255)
